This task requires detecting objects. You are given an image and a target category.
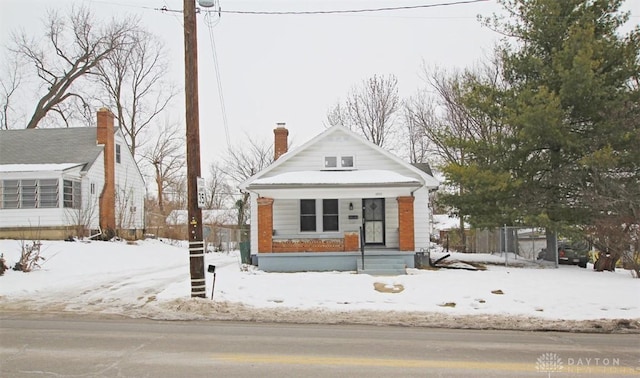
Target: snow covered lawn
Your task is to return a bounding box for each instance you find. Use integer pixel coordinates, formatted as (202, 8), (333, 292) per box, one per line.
(0, 239), (638, 332)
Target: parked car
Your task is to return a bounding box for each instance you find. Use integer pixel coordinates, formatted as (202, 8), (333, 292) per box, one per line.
(558, 243), (589, 266)
(538, 241), (589, 267)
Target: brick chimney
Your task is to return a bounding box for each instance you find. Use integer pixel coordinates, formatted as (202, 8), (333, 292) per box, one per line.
(96, 108), (116, 232)
(273, 123), (288, 161)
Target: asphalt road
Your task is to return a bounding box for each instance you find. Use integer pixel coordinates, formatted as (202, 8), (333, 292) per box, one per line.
(1, 313), (638, 377)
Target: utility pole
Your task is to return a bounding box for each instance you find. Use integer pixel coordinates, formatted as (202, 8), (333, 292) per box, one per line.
(183, 0), (206, 298)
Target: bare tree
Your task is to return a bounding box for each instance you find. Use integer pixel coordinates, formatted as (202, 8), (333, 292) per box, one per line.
(402, 94), (433, 164)
(205, 162), (232, 209)
(141, 121), (185, 214)
(94, 28), (177, 158)
(0, 55), (24, 129)
(405, 63), (506, 250)
(166, 173), (188, 211)
(224, 136), (273, 235)
(326, 74), (400, 148)
(409, 61), (507, 167)
(10, 6), (136, 129)
(224, 136), (273, 186)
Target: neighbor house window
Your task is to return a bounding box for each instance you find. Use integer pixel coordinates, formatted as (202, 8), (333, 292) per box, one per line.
(63, 180), (81, 209)
(20, 179), (37, 208)
(1, 179), (59, 209)
(322, 199), (339, 232)
(300, 199), (316, 232)
(116, 144), (121, 164)
(2, 180), (20, 209)
(39, 179), (59, 208)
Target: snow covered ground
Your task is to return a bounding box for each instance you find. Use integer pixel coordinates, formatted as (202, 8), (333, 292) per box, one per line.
(0, 238), (638, 333)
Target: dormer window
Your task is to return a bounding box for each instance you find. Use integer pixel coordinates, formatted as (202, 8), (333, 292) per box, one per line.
(341, 156), (354, 168)
(324, 155), (355, 170)
(324, 156), (337, 168)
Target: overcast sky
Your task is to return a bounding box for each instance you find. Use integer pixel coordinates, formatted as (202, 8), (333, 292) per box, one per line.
(2, 0), (638, 171)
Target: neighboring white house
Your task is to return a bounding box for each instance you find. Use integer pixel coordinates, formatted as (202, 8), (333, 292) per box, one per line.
(0, 108), (145, 240)
(240, 124), (439, 273)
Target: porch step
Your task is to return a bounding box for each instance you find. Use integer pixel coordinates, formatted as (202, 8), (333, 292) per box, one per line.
(356, 255), (407, 276)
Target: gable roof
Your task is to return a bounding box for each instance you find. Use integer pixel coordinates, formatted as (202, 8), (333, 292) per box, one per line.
(241, 125), (439, 190)
(0, 128), (103, 172)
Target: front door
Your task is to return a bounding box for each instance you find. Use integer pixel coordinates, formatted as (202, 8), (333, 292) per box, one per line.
(363, 198), (385, 245)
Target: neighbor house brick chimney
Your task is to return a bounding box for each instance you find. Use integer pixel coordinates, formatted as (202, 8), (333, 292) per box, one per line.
(273, 123), (288, 161)
(97, 108), (116, 232)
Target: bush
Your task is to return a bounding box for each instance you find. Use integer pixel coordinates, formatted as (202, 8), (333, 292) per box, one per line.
(0, 254), (7, 276)
(14, 241), (45, 272)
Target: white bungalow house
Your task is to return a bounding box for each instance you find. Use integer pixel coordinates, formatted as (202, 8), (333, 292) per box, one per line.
(240, 124), (439, 273)
(0, 108), (145, 240)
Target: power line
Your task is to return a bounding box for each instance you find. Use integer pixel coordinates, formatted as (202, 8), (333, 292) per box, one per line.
(204, 10), (232, 149)
(218, 0), (489, 15)
(151, 0), (489, 16)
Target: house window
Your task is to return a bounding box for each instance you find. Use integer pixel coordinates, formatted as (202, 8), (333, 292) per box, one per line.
(324, 155), (355, 170)
(39, 179), (59, 208)
(63, 180), (81, 209)
(20, 179), (37, 208)
(341, 156), (354, 168)
(324, 156), (337, 168)
(116, 144), (121, 164)
(1, 179), (59, 208)
(300, 199), (316, 232)
(322, 199), (339, 232)
(2, 180), (19, 209)
(90, 183), (95, 195)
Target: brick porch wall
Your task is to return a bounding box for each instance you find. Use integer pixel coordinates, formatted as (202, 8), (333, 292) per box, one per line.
(344, 232), (360, 251)
(273, 239), (344, 252)
(397, 196), (415, 251)
(272, 232), (360, 253)
(257, 197), (274, 253)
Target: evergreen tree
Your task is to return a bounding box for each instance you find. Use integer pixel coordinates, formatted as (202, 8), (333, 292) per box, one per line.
(440, 0), (640, 235)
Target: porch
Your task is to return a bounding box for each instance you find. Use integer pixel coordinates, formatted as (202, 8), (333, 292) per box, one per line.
(256, 249), (416, 274)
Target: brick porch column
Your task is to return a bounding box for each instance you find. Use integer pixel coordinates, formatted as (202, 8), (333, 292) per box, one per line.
(397, 196), (415, 251)
(257, 197), (274, 253)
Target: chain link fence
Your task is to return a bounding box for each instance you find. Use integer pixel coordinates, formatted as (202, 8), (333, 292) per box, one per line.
(442, 227), (547, 260)
(473, 227), (546, 260)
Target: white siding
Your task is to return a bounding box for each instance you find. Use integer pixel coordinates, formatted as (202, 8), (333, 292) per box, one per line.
(270, 197), (399, 248)
(114, 131), (145, 229)
(272, 198), (298, 235)
(385, 198), (399, 248)
(267, 129), (416, 179)
(249, 193), (258, 252)
(413, 187), (430, 250)
(85, 153), (105, 230)
(273, 198), (362, 237)
(0, 167), (84, 228)
(340, 198), (361, 233)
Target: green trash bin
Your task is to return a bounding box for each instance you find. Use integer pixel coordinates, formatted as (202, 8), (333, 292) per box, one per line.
(239, 241), (251, 264)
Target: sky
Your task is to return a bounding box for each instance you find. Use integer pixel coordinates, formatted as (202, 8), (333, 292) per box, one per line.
(0, 0), (503, 169)
(1, 238), (638, 328)
(1, 0), (639, 173)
